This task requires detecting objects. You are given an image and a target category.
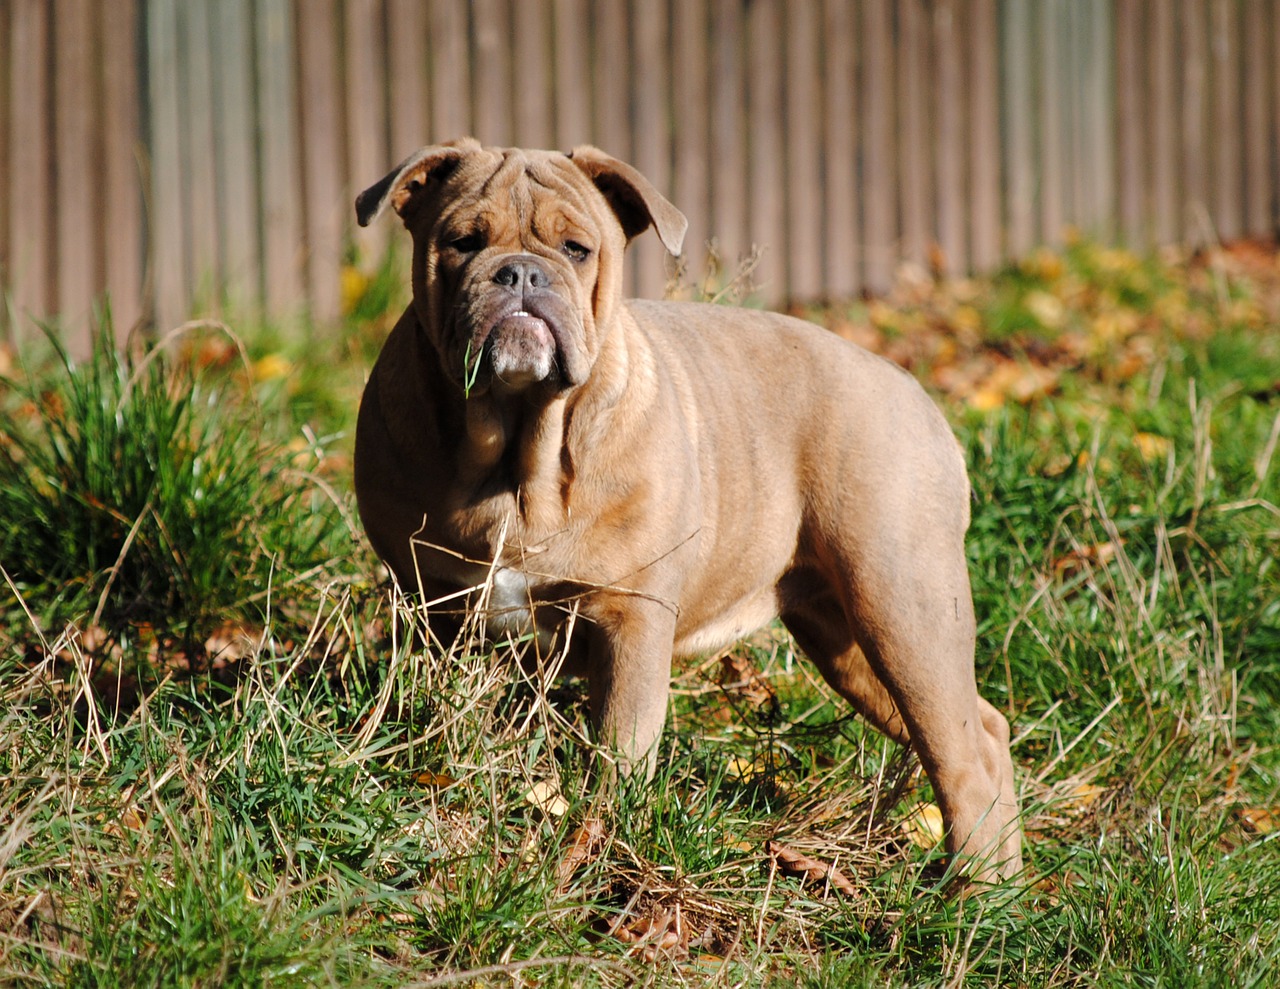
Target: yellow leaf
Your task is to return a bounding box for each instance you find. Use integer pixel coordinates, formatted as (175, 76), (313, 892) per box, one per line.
(902, 802), (945, 848)
(525, 780), (569, 817)
(1025, 290), (1066, 330)
(341, 265), (369, 315)
(252, 353), (293, 383)
(1134, 432), (1171, 461)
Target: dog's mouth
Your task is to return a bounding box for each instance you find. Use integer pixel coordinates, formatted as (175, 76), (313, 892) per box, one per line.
(463, 306), (560, 394)
(461, 297), (587, 396)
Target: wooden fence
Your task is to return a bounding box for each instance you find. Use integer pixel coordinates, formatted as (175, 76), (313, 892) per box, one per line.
(2, 0), (1279, 354)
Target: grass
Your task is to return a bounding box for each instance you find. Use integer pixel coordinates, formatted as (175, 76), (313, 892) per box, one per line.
(1, 240), (1279, 985)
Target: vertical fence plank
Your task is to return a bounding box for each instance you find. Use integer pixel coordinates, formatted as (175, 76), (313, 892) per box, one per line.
(181, 0), (223, 310)
(933, 0), (965, 274)
(862, 0), (897, 292)
(747, 0), (786, 301)
(552, 0), (591, 146)
(1150, 0), (1178, 245)
(54, 0), (98, 347)
(785, 0), (822, 299)
(213, 0), (260, 308)
(1002, 0), (1036, 255)
(386, 0), (429, 154)
(296, 0), (344, 322)
(513, 0), (553, 147)
(148, 0), (189, 330)
(473, 0), (512, 145)
(1181, 0), (1209, 242)
(102, 0), (143, 337)
(1115, 0), (1145, 247)
(592, 0), (632, 288)
(345, 0), (390, 265)
(593, 0), (630, 161)
(709, 0), (746, 280)
(631, 0), (670, 298)
(671, 0), (709, 287)
(8, 0), (53, 337)
(1241, 0), (1271, 235)
(429, 0), (470, 140)
(0, 0), (10, 339)
(970, 0), (1001, 269)
(1081, 0), (1114, 237)
(1211, 0), (1241, 240)
(823, 0), (859, 297)
(1038, 0), (1065, 243)
(257, 0), (303, 318)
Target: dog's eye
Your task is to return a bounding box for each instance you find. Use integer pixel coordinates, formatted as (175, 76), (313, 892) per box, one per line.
(562, 240), (591, 263)
(449, 233), (486, 254)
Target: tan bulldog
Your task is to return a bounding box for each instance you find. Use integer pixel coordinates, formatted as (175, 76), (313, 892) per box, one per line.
(354, 139), (1022, 881)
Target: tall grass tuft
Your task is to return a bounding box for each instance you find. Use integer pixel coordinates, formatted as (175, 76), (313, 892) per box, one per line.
(0, 317), (342, 642)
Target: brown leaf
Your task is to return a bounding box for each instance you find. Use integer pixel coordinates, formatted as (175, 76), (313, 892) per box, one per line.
(555, 815), (606, 891)
(765, 840), (857, 896)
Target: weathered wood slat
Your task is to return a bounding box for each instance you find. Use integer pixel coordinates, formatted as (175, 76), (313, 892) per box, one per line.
(386, 0), (429, 155)
(296, 0), (344, 322)
(1039, 0), (1066, 244)
(345, 0), (390, 265)
(709, 0), (746, 283)
(970, 0), (1002, 269)
(256, 0), (304, 318)
(1002, 0), (1036, 255)
(54, 0), (98, 348)
(102, 0), (144, 338)
(671, 0), (709, 289)
(1211, 0), (1242, 240)
(631, 0), (669, 299)
(473, 0), (512, 146)
(1081, 0), (1114, 238)
(181, 0), (222, 310)
(1150, 0), (1179, 245)
(213, 0), (260, 308)
(9, 0), (55, 333)
(429, 0), (469, 141)
(747, 0), (786, 299)
(933, 0), (966, 274)
(147, 0), (189, 331)
(1241, 0), (1271, 234)
(1181, 0), (1209, 243)
(1115, 0), (1146, 248)
(823, 0), (859, 296)
(785, 0), (822, 300)
(552, 0), (590, 147)
(513, 0), (553, 148)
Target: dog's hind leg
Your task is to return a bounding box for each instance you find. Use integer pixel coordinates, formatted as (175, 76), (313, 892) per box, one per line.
(783, 560), (1022, 883)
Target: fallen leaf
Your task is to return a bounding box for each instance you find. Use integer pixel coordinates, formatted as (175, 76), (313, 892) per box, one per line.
(414, 770), (457, 788)
(556, 816), (606, 890)
(765, 840), (857, 896)
(525, 779), (569, 817)
(902, 802), (945, 849)
(1236, 806), (1275, 835)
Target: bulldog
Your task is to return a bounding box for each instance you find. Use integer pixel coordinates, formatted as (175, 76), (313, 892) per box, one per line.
(353, 138), (1022, 881)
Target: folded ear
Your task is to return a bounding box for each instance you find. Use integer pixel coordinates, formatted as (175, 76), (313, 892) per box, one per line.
(355, 137), (482, 227)
(567, 146), (688, 256)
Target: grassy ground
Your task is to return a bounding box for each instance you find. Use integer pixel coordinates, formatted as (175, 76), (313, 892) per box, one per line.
(1, 239), (1278, 986)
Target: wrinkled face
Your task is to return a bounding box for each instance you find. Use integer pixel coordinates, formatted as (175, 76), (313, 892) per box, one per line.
(400, 149), (630, 399)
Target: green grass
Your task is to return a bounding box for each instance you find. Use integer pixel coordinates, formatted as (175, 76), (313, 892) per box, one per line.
(2, 242), (1279, 985)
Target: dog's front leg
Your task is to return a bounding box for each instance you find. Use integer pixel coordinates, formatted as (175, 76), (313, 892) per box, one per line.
(586, 598), (677, 779)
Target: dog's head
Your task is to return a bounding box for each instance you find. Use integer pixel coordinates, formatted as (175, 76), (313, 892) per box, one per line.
(356, 139), (686, 398)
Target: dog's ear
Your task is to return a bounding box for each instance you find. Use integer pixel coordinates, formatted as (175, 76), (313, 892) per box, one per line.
(355, 138), (482, 227)
(567, 146), (688, 256)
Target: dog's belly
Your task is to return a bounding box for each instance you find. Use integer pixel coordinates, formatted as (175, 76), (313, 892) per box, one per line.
(673, 588), (781, 658)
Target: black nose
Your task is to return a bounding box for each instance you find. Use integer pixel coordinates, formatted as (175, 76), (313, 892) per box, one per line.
(493, 258), (551, 290)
